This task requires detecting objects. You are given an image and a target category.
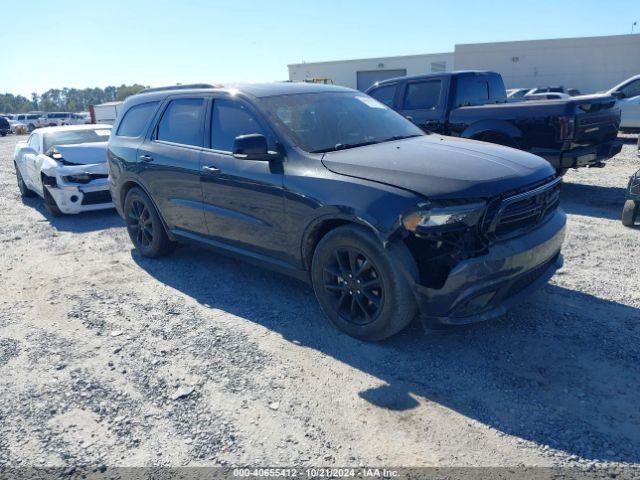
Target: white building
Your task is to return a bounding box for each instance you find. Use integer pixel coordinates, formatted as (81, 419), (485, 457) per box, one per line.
(288, 52), (454, 92)
(288, 34), (640, 94)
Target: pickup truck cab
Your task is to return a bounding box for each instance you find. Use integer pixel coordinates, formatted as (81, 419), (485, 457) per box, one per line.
(367, 71), (622, 175)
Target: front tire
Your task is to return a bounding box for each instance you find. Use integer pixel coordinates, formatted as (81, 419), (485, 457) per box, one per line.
(311, 225), (418, 341)
(42, 188), (62, 216)
(15, 165), (35, 198)
(622, 199), (638, 227)
(124, 187), (175, 257)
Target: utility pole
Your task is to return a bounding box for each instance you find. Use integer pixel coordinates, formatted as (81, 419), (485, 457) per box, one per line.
(633, 21), (638, 34)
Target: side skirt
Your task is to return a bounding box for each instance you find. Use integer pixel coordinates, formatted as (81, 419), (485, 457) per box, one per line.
(171, 228), (310, 284)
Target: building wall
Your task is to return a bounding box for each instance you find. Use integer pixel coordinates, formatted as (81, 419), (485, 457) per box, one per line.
(288, 52), (455, 90)
(454, 34), (640, 94)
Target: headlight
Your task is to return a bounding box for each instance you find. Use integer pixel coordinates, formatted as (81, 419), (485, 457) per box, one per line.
(402, 202), (486, 233)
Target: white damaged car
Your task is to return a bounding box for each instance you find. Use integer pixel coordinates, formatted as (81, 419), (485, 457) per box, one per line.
(13, 125), (114, 215)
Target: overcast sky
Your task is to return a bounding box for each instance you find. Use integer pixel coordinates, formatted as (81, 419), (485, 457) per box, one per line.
(2, 0), (639, 97)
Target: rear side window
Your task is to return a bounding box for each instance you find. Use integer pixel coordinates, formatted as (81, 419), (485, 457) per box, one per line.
(211, 99), (267, 152)
(156, 98), (204, 146)
(454, 77), (490, 107)
(368, 84), (397, 107)
(403, 80), (442, 110)
(116, 101), (159, 137)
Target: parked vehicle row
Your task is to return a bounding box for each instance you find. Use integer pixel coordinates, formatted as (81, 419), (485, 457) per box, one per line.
(9, 76), (636, 341)
(366, 71), (622, 176)
(507, 86), (581, 101)
(1, 111), (90, 133)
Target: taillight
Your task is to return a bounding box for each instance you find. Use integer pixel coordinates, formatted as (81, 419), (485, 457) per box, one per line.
(558, 115), (575, 140)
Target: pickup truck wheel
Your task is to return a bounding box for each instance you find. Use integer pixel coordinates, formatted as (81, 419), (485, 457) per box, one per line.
(622, 200), (638, 227)
(124, 187), (175, 257)
(27, 123), (35, 132)
(311, 225), (417, 341)
(15, 165), (35, 197)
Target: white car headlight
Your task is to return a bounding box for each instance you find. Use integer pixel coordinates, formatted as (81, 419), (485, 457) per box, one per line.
(402, 202), (486, 233)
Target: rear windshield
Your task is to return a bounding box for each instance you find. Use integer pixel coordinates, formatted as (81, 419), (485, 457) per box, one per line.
(43, 128), (111, 152)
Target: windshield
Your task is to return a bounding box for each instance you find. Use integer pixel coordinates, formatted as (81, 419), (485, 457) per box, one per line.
(43, 128), (111, 152)
(259, 92), (424, 153)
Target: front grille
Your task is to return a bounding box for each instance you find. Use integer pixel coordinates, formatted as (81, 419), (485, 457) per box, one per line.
(81, 190), (112, 205)
(484, 177), (561, 242)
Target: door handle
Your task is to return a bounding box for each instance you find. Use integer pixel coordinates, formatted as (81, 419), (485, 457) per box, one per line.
(140, 154), (153, 162)
(202, 165), (221, 174)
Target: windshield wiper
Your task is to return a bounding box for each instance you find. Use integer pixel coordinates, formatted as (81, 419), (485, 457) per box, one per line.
(311, 135), (424, 153)
(311, 140), (381, 153)
(379, 134), (424, 143)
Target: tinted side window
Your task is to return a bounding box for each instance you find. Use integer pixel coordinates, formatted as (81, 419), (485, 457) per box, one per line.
(369, 84), (397, 107)
(454, 77), (490, 107)
(403, 80), (442, 110)
(211, 99), (266, 152)
(156, 98), (204, 146)
(116, 102), (159, 137)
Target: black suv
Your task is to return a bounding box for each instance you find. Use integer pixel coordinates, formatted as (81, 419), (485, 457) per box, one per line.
(108, 83), (566, 340)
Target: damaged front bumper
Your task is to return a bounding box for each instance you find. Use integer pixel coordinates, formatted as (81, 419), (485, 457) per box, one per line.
(43, 163), (113, 214)
(410, 209), (566, 328)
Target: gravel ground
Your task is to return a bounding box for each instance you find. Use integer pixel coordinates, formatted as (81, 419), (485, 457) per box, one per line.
(0, 133), (639, 470)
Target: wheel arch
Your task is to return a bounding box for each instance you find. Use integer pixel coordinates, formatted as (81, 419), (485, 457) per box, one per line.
(301, 215), (384, 271)
(462, 120), (522, 148)
(120, 179), (173, 237)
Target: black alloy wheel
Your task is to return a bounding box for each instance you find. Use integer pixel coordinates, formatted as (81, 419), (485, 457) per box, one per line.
(311, 224), (418, 341)
(124, 187), (175, 257)
(322, 247), (384, 326)
(128, 199), (154, 248)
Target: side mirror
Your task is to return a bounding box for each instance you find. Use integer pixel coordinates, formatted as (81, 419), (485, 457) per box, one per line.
(232, 134), (280, 161)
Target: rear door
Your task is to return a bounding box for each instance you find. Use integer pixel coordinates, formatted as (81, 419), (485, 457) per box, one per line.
(397, 77), (447, 133)
(136, 96), (209, 235)
(199, 96), (287, 260)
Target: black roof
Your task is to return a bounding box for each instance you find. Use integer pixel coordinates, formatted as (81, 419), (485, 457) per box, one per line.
(127, 82), (353, 106)
(370, 70), (499, 88)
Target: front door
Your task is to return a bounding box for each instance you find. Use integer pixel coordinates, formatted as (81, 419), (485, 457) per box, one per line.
(199, 97), (287, 260)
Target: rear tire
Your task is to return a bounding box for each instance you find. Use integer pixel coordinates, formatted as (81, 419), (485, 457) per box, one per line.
(311, 224), (418, 341)
(124, 187), (175, 257)
(622, 199), (638, 227)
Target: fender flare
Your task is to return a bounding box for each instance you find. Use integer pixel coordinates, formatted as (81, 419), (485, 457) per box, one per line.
(461, 120), (523, 147)
(300, 211), (389, 269)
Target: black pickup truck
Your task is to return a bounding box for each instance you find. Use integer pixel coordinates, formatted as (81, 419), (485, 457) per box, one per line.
(366, 71), (622, 174)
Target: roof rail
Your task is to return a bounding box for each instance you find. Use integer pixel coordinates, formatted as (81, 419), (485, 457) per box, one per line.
(137, 83), (220, 94)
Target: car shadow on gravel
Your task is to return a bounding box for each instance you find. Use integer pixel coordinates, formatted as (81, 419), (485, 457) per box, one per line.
(560, 182), (626, 220)
(133, 246), (640, 464)
(21, 197), (124, 232)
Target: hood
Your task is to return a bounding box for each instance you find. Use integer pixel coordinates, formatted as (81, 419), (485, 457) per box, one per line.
(51, 142), (108, 165)
(321, 135), (555, 200)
